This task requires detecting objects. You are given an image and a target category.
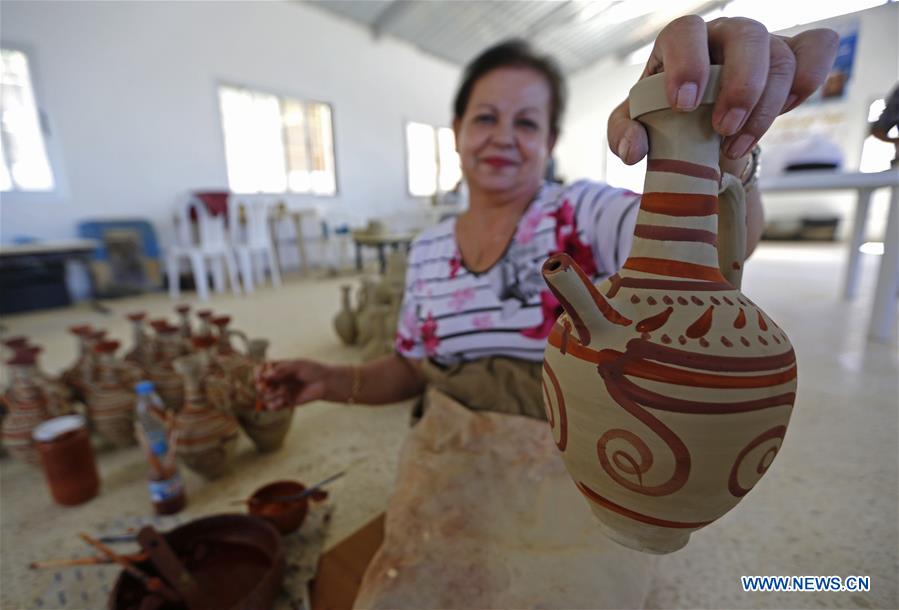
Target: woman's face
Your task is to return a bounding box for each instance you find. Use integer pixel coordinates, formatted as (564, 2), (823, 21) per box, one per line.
(454, 67), (555, 199)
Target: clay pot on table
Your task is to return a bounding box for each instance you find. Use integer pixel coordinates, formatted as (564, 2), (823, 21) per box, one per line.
(5, 339), (73, 417)
(147, 321), (185, 411)
(212, 333), (294, 453)
(248, 480), (319, 535)
(540, 66), (797, 554)
(195, 309), (214, 338)
(355, 279), (379, 346)
(333, 284), (358, 345)
(172, 352), (240, 480)
(1, 348), (55, 464)
(85, 340), (140, 448)
(61, 325), (102, 403)
(124, 312), (153, 370)
(109, 514), (285, 610)
(175, 303), (193, 340)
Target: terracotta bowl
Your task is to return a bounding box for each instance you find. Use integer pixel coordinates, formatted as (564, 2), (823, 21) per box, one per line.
(248, 481), (308, 535)
(109, 514), (285, 610)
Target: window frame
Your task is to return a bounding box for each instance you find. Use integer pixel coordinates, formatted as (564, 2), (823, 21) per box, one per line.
(0, 42), (69, 202)
(215, 79), (340, 197)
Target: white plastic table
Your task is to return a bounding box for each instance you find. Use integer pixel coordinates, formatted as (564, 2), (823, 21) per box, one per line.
(759, 169), (899, 342)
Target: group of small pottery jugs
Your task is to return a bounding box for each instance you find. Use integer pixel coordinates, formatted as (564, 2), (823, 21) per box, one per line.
(0, 305), (293, 480)
(332, 250), (407, 360)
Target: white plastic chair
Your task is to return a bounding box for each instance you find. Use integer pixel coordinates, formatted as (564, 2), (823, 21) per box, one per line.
(229, 199), (282, 293)
(165, 197), (242, 301)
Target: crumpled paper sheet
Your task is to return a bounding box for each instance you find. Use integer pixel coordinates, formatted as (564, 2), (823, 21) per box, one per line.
(354, 390), (655, 610)
(30, 502), (332, 610)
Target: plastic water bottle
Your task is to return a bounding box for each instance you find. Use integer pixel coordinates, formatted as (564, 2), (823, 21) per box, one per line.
(135, 381), (186, 515)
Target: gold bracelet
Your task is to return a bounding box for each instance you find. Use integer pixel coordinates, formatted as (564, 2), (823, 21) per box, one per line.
(347, 366), (362, 404)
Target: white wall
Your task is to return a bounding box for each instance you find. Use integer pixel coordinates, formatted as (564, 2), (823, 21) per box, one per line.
(0, 1), (461, 245)
(554, 3), (899, 239)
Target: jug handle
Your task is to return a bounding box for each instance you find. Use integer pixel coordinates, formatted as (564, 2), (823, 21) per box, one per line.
(227, 329), (250, 355)
(717, 173), (747, 290)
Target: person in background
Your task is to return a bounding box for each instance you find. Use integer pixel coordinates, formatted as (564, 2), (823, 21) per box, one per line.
(258, 16), (838, 419)
(870, 83), (899, 166)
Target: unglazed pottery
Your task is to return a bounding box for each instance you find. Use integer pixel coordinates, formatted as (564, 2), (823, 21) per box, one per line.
(1, 348), (54, 464)
(175, 304), (193, 340)
(172, 353), (240, 479)
(85, 341), (140, 448)
(124, 312), (153, 369)
(147, 321), (185, 411)
(540, 67), (797, 554)
(236, 407), (295, 453)
(333, 284), (358, 345)
(6, 341), (72, 417)
(209, 317), (258, 412)
(61, 325), (100, 403)
(355, 279), (379, 346)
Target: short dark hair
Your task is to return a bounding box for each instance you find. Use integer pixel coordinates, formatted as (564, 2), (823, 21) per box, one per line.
(453, 39), (567, 138)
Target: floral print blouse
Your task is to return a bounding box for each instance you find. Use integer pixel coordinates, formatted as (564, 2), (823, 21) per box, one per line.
(395, 180), (640, 365)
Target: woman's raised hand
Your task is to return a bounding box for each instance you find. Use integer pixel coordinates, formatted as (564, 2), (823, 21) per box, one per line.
(255, 359), (333, 410)
(608, 16), (839, 165)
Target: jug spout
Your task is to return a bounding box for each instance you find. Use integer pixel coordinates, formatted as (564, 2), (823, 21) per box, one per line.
(541, 253), (632, 346)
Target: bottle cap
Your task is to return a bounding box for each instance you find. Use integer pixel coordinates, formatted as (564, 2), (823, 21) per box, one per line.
(150, 439), (168, 456)
(135, 380), (156, 395)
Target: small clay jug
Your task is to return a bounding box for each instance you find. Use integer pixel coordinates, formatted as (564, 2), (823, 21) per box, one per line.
(175, 304), (193, 340)
(172, 352), (240, 479)
(333, 285), (358, 345)
(61, 325), (97, 402)
(147, 321), (185, 412)
(540, 66), (797, 554)
(85, 340), (139, 448)
(355, 279), (379, 346)
(1, 348), (54, 464)
(360, 303), (392, 362)
(124, 312), (153, 370)
(196, 309), (214, 338)
(6, 340), (72, 417)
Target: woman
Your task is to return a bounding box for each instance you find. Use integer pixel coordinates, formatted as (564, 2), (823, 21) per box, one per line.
(259, 16), (838, 417)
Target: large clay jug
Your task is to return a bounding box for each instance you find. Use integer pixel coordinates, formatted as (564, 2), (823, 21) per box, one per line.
(172, 352), (240, 479)
(333, 285), (358, 345)
(540, 67), (797, 554)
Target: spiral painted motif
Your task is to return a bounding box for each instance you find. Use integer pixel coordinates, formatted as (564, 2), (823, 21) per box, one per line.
(541, 361), (567, 452)
(728, 425), (786, 497)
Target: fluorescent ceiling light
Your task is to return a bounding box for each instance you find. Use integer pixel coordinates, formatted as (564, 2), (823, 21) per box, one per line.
(859, 242), (885, 256)
(706, 0), (889, 32)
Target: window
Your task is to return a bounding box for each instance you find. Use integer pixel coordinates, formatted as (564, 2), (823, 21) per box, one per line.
(406, 122), (461, 198)
(0, 48), (55, 192)
(218, 85), (336, 195)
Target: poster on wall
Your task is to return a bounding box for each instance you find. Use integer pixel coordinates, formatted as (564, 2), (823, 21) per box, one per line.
(759, 18), (861, 174)
(808, 20), (859, 103)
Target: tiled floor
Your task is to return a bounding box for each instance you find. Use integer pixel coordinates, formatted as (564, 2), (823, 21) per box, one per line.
(1, 242), (896, 609)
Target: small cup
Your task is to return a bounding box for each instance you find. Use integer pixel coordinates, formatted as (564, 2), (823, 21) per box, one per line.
(248, 481), (308, 535)
(34, 415), (100, 506)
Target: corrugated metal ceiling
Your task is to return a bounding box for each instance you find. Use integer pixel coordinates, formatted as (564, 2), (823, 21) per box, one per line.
(305, 0), (726, 74)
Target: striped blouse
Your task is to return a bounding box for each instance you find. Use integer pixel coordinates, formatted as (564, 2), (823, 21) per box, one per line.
(395, 180), (641, 365)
